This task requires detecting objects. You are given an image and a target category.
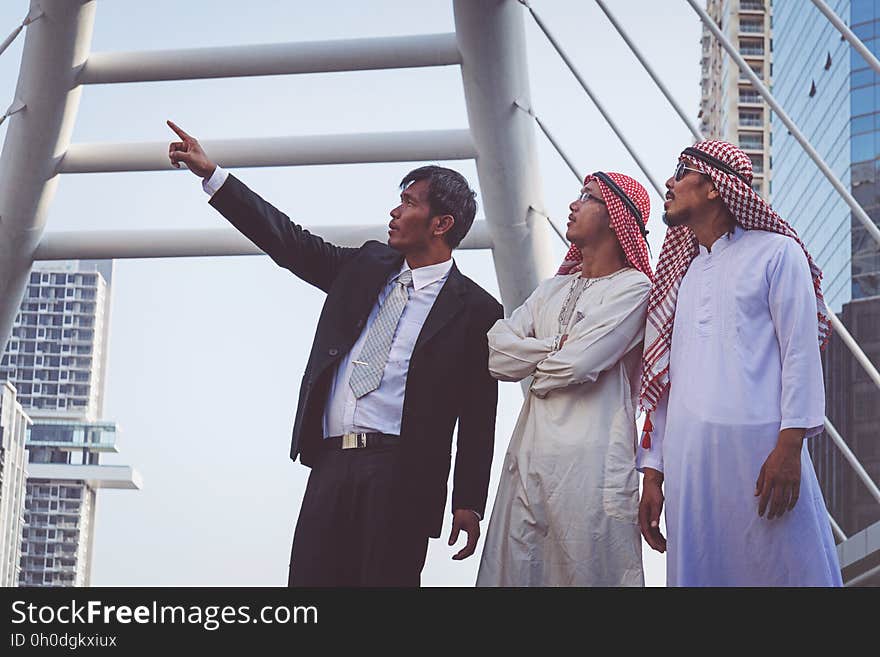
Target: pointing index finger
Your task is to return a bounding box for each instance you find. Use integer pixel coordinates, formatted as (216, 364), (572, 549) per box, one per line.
(166, 120), (192, 141)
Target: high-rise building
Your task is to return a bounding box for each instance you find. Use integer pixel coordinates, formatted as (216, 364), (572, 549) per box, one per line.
(814, 296), (880, 539)
(0, 260), (140, 587)
(0, 382), (30, 587)
(18, 419), (140, 587)
(770, 1), (880, 567)
(2, 260), (113, 419)
(699, 0), (773, 199)
(769, 0), (861, 312)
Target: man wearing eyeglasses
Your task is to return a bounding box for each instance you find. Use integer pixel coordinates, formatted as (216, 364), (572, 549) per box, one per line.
(166, 120), (503, 586)
(477, 171), (653, 586)
(637, 140), (841, 586)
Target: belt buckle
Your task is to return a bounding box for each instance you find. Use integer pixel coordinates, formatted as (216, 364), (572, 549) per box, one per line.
(341, 433), (367, 449)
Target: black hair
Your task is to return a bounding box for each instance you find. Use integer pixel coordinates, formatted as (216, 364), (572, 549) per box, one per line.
(400, 165), (477, 249)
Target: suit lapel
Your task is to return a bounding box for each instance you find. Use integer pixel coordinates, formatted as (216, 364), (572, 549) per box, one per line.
(413, 264), (467, 354)
(353, 248), (405, 314)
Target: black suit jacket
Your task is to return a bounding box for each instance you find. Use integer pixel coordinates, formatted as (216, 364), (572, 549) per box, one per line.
(210, 175), (503, 537)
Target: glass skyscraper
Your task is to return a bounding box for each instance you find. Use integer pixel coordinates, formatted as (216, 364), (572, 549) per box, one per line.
(771, 0), (880, 310)
(772, 1), (880, 552)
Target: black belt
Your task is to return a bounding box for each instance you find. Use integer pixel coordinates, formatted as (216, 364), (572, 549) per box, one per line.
(324, 432), (401, 450)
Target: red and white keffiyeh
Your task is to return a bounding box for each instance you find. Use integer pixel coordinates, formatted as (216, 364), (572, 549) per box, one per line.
(638, 140), (831, 448)
(556, 171), (653, 281)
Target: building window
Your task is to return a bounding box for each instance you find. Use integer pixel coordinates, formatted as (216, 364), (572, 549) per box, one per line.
(739, 19), (763, 33)
(739, 109), (762, 127)
(739, 133), (763, 150)
(739, 38), (764, 56)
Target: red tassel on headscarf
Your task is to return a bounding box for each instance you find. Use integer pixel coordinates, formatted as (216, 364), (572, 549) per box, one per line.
(641, 412), (654, 449)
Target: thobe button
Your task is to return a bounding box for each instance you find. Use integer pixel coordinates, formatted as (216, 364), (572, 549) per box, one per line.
(328, 348), (339, 356)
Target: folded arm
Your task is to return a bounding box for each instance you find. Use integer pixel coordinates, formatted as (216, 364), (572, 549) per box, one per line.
(487, 286), (557, 382)
(530, 279), (650, 397)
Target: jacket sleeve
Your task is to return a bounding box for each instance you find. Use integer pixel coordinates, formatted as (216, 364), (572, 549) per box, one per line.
(487, 284), (557, 382)
(209, 174), (358, 293)
(451, 297), (504, 518)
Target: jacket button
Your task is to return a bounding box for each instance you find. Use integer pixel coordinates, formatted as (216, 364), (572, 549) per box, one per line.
(329, 348), (338, 356)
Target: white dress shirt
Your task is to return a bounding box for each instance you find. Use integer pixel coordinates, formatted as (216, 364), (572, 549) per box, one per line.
(323, 259), (452, 437)
(203, 170), (479, 518)
(202, 166), (229, 196)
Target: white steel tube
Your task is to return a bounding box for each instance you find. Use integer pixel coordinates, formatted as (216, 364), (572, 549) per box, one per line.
(454, 0), (555, 312)
(828, 513), (847, 543)
(825, 305), (880, 391)
(594, 0), (703, 141)
(59, 129), (476, 173)
(823, 417), (880, 506)
(0, 0), (96, 355)
(811, 0), (880, 75)
(78, 33), (461, 84)
(518, 0), (665, 199)
(33, 222), (494, 260)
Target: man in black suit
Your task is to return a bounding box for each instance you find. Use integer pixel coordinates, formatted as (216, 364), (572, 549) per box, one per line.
(167, 121), (502, 586)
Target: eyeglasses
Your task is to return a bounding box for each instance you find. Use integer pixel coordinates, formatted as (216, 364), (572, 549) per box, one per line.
(577, 189), (605, 204)
(674, 161), (706, 181)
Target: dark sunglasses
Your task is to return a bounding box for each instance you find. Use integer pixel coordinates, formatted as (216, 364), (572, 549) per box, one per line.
(674, 161), (705, 181)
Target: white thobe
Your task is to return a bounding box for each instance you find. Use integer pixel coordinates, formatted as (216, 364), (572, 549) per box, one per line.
(477, 268), (651, 586)
(637, 226), (842, 586)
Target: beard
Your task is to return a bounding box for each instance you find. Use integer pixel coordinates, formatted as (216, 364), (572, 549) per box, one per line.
(662, 208), (688, 227)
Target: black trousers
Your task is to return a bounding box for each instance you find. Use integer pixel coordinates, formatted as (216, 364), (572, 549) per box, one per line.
(288, 444), (429, 587)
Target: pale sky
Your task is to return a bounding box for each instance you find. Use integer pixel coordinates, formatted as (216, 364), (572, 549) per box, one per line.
(0, 0), (703, 586)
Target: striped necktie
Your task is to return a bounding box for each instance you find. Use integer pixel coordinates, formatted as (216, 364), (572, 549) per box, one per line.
(349, 269), (413, 398)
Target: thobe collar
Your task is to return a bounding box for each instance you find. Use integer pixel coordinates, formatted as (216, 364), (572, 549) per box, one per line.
(395, 257), (454, 291)
(698, 224), (745, 256)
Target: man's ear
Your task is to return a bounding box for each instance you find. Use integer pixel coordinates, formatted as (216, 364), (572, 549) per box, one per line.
(706, 182), (721, 201)
(433, 214), (456, 238)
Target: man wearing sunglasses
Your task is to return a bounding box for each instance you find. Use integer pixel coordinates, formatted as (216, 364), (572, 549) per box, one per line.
(637, 140), (841, 586)
(477, 171), (653, 586)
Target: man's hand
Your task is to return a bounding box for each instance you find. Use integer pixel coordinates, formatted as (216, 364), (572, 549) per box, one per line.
(167, 120), (217, 179)
(755, 428), (804, 520)
(448, 509), (480, 560)
(639, 468), (666, 553)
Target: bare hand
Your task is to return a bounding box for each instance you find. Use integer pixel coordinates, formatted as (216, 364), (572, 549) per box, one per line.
(755, 428), (804, 520)
(448, 509), (480, 560)
(167, 120), (217, 178)
(639, 469), (666, 553)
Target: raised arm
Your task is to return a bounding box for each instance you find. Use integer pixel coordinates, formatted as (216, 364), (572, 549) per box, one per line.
(167, 120), (357, 292)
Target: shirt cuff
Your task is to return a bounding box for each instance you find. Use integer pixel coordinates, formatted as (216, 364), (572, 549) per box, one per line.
(201, 166), (229, 197)
(636, 449), (663, 474)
